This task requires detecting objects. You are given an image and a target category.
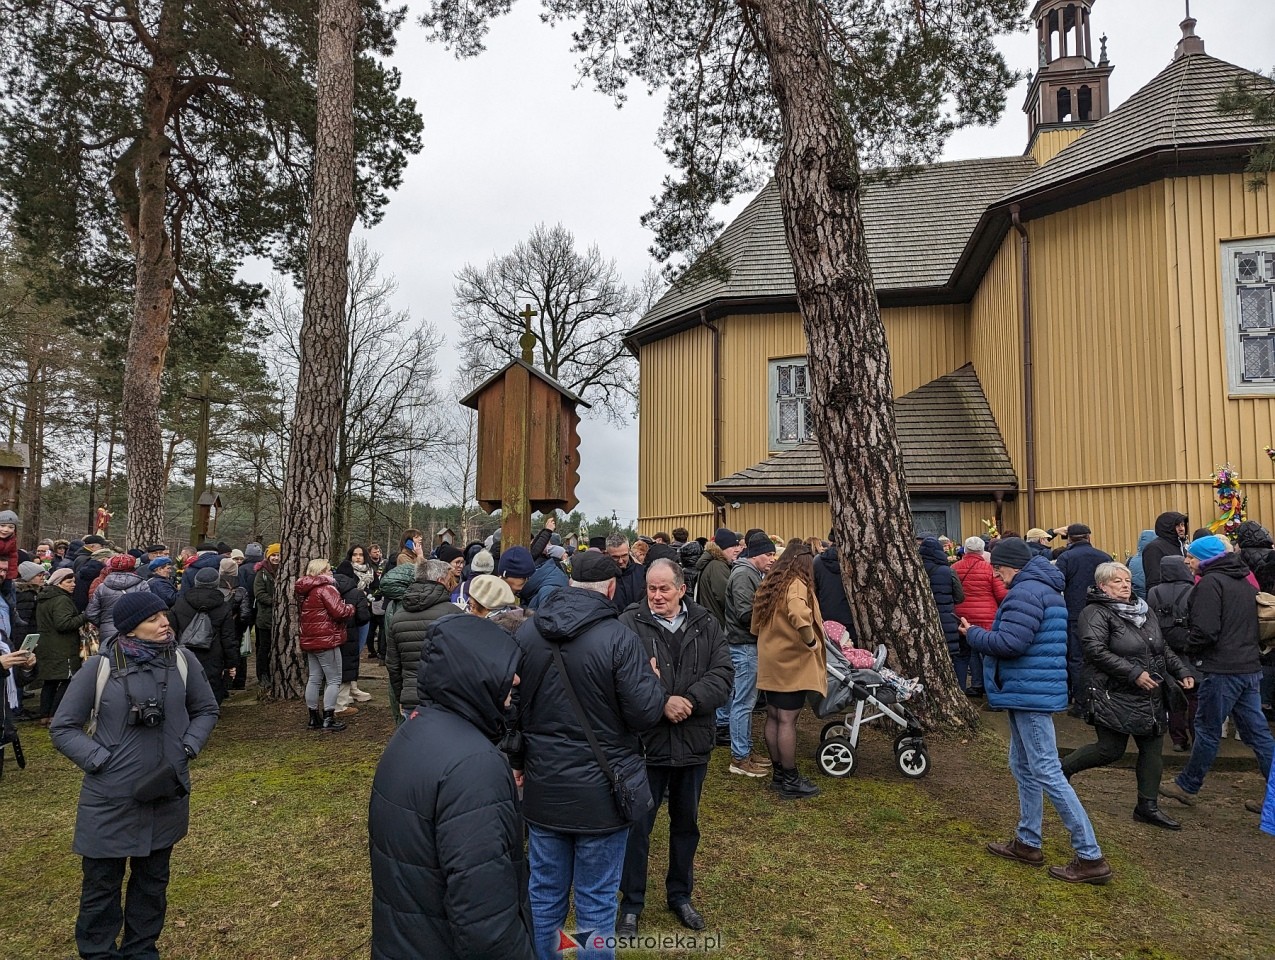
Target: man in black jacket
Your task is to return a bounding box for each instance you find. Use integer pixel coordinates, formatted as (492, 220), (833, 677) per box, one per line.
(1161, 536), (1274, 813)
(1142, 511), (1188, 592)
(616, 559), (732, 938)
(812, 535), (856, 638)
(369, 615), (535, 960)
(1054, 524), (1113, 710)
(513, 552), (666, 959)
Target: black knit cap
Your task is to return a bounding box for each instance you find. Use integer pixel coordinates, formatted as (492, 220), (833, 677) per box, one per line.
(989, 537), (1032, 570)
(745, 533), (776, 558)
(435, 542), (464, 564)
(588, 536), (607, 550)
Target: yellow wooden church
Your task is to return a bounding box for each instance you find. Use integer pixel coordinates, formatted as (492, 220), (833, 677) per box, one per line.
(627, 0), (1275, 556)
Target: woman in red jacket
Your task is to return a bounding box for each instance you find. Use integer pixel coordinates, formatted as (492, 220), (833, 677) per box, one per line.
(952, 537), (1008, 697)
(296, 558), (355, 731)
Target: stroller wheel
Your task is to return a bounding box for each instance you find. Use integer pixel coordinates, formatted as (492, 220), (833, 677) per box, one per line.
(816, 736), (857, 777)
(820, 720), (849, 742)
(895, 743), (930, 779)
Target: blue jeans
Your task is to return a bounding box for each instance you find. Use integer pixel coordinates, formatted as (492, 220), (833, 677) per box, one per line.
(356, 621), (370, 656)
(1006, 710), (1102, 860)
(728, 644), (759, 760)
(528, 825), (629, 960)
(1177, 671), (1275, 795)
(969, 649), (984, 690)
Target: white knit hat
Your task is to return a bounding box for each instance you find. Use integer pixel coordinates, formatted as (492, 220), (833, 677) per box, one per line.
(963, 536), (986, 553)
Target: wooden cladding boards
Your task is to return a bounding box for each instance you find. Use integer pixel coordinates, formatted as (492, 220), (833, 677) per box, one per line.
(637, 326), (715, 524)
(1026, 182), (1176, 491)
(969, 237), (1026, 480)
(717, 307), (969, 478)
(1165, 174), (1275, 485)
(1028, 127), (1087, 168)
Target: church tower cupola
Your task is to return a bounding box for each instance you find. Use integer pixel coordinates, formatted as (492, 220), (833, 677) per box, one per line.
(1023, 0), (1114, 146)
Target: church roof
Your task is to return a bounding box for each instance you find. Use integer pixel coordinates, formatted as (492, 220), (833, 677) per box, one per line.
(629, 156), (1036, 342)
(1002, 53), (1275, 206)
(703, 364), (1016, 499)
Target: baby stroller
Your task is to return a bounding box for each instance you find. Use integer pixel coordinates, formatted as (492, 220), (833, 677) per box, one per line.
(810, 640), (930, 779)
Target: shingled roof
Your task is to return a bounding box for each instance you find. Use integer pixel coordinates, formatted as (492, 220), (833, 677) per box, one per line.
(703, 364), (1016, 499)
(630, 156), (1036, 341)
(1003, 53), (1275, 206)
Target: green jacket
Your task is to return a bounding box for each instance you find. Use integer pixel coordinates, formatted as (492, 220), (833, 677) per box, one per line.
(254, 566), (276, 628)
(34, 584), (87, 681)
(378, 561), (418, 631)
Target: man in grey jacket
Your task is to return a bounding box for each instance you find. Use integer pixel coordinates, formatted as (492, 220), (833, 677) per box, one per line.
(723, 533), (776, 777)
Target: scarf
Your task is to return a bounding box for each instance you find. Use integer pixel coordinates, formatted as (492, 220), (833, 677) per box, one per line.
(1109, 596), (1149, 628)
(0, 638), (18, 710)
(351, 561), (374, 592)
(115, 635), (177, 665)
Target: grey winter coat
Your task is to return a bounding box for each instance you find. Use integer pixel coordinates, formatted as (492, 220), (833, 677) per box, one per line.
(724, 559), (763, 645)
(85, 572), (152, 646)
(386, 581), (456, 711)
(50, 646), (219, 858)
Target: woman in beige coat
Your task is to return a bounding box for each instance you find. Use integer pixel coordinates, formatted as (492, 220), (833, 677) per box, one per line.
(752, 539), (827, 799)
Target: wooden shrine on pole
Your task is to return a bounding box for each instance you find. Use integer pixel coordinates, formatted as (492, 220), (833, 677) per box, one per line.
(459, 307), (587, 549)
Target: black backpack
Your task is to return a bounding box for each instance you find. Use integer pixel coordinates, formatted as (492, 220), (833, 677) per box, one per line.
(1150, 583), (1192, 653)
(180, 610), (215, 651)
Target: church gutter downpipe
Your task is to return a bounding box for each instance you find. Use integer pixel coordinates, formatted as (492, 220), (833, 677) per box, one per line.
(1011, 204), (1037, 528)
(699, 309), (726, 527)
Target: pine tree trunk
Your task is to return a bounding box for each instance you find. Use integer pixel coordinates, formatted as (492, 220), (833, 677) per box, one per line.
(269, 0), (359, 700)
(757, 0), (977, 731)
(20, 361), (43, 542)
(118, 22), (178, 550)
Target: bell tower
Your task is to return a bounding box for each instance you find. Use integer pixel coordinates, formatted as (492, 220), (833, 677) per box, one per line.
(1023, 0), (1114, 157)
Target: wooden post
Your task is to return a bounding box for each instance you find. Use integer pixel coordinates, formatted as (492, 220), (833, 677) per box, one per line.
(500, 362), (533, 549)
(183, 372), (229, 545)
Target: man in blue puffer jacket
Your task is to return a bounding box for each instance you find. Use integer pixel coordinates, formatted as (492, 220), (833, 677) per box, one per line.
(960, 538), (1112, 886)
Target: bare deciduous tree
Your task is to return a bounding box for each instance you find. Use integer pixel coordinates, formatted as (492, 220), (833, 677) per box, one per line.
(454, 222), (641, 422)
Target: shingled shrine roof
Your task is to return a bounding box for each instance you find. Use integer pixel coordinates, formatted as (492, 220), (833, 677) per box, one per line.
(703, 365), (1016, 499)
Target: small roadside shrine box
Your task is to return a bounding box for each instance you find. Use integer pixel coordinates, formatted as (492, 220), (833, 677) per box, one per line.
(460, 359), (588, 549)
(0, 442), (28, 519)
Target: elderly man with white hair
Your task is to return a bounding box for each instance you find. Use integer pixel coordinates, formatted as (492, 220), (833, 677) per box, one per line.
(951, 535), (1007, 698)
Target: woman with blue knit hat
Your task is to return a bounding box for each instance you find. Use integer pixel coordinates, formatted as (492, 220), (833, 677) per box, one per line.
(50, 589), (219, 960)
(1160, 535), (1275, 815)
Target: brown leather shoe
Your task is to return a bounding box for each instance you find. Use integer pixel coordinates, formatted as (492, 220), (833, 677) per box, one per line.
(986, 838), (1045, 867)
(1048, 856), (1112, 885)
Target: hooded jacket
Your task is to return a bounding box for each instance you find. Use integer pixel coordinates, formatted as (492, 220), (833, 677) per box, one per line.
(919, 537), (962, 654)
(1055, 539), (1114, 626)
(386, 580), (455, 711)
(1142, 512), (1188, 592)
(953, 550), (1008, 631)
(1146, 556), (1195, 653)
(86, 572), (152, 646)
(171, 584), (241, 677)
(72, 556), (104, 612)
(295, 575), (353, 653)
(1235, 521), (1275, 593)
(812, 544), (856, 635)
(1185, 553), (1262, 675)
(513, 587), (667, 834)
(50, 646), (219, 859)
(253, 563), (277, 628)
(34, 584), (87, 681)
(724, 558), (764, 645)
(1078, 589), (1191, 737)
(1128, 530), (1156, 600)
(618, 599), (733, 766)
(369, 616), (534, 960)
(180, 550), (223, 593)
(692, 542), (733, 627)
(965, 556), (1069, 712)
(521, 557), (568, 611)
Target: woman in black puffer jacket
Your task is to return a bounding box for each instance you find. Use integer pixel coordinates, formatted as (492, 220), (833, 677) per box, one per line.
(1063, 561), (1195, 830)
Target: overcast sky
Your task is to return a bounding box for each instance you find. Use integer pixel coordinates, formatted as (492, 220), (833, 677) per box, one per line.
(350, 0), (1274, 525)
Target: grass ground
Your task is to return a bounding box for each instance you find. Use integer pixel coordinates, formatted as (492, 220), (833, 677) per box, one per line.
(3, 674), (1273, 960)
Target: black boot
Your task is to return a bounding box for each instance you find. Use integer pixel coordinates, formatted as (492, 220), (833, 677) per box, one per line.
(1133, 797), (1181, 830)
(322, 709), (347, 732)
(307, 708), (322, 730)
(776, 766), (820, 800)
(769, 762), (784, 791)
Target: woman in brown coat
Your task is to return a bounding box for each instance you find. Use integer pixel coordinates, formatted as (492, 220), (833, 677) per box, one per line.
(752, 539), (827, 799)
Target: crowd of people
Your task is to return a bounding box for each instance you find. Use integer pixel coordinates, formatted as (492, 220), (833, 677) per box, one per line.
(2, 510), (1274, 959)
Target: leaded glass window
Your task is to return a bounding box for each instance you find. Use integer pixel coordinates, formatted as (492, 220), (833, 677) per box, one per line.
(769, 358), (814, 448)
(1223, 241), (1275, 395)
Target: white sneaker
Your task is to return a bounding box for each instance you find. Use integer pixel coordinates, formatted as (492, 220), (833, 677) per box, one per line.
(350, 683), (373, 703)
